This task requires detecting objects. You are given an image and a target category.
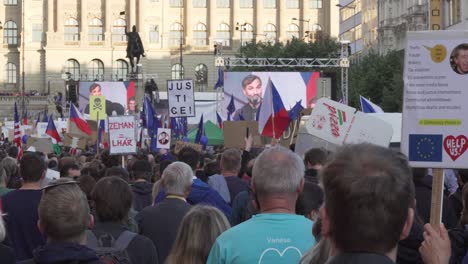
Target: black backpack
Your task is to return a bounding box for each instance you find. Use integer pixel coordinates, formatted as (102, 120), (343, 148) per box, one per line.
(86, 230), (137, 264)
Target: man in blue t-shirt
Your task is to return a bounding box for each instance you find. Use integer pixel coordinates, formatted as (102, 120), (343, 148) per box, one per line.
(1, 152), (47, 261)
(207, 146), (315, 264)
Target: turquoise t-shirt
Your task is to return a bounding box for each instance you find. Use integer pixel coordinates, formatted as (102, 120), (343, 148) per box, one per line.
(207, 213), (315, 264)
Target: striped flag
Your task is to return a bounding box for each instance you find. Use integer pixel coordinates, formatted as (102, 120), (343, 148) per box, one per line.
(13, 103), (23, 159)
(22, 110), (28, 125)
(216, 112), (223, 129)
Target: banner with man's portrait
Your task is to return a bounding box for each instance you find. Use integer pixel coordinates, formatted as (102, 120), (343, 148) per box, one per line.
(79, 81), (136, 118)
(223, 72), (320, 121)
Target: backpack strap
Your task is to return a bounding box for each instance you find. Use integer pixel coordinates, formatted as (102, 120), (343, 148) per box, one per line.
(113, 231), (137, 251)
(86, 230), (99, 249)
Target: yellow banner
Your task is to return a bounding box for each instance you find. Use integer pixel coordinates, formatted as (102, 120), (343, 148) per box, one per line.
(90, 95), (106, 121)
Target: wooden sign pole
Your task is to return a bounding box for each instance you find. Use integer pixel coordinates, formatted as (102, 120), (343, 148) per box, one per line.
(430, 168), (444, 228)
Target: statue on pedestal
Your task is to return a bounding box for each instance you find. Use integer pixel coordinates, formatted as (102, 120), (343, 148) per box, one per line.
(125, 25), (145, 73)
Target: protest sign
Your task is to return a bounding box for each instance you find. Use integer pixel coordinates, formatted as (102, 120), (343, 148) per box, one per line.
(63, 134), (87, 149)
(305, 98), (393, 147)
(167, 79), (195, 118)
(89, 95), (107, 121)
(401, 31), (468, 169)
(26, 137), (53, 154)
(108, 116), (137, 154)
(223, 121), (263, 148)
(156, 128), (171, 149)
(174, 141), (202, 154)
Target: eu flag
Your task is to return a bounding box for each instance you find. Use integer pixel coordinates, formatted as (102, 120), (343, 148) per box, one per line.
(408, 134), (443, 162)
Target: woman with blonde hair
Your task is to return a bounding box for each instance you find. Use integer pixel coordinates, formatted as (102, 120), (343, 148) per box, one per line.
(166, 205), (231, 264)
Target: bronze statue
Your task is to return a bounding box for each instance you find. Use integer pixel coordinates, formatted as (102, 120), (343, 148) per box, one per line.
(125, 25), (145, 73)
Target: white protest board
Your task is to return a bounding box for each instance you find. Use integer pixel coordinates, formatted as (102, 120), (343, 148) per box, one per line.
(156, 128), (171, 149)
(401, 31), (468, 169)
(167, 79), (196, 117)
(305, 98), (393, 147)
(108, 115), (137, 155)
(36, 122), (49, 138)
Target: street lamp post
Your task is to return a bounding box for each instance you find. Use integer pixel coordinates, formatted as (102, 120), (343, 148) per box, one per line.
(236, 22), (247, 57)
(292, 18), (310, 40)
(336, 4), (357, 55)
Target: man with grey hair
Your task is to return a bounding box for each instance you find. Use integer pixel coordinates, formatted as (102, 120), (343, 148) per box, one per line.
(137, 161), (193, 264)
(207, 146), (316, 263)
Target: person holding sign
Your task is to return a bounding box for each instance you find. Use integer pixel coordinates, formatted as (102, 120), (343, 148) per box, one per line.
(84, 83), (125, 116)
(234, 75), (262, 121)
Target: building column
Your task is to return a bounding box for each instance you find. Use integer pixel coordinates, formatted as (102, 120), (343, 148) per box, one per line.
(47, 0), (55, 32)
(80, 0), (88, 42)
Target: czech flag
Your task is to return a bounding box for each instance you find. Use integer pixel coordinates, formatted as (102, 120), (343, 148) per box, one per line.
(70, 103), (92, 135)
(46, 114), (62, 143)
(216, 112), (223, 129)
(258, 78), (290, 139)
(22, 110), (28, 125)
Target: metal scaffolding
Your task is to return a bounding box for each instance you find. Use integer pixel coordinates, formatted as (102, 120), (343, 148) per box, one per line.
(216, 41), (351, 104)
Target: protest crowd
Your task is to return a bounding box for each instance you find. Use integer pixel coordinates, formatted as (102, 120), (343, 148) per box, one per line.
(0, 131), (465, 264)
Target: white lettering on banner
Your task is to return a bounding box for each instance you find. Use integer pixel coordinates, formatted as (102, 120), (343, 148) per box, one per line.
(108, 116), (137, 154)
(167, 79), (195, 118)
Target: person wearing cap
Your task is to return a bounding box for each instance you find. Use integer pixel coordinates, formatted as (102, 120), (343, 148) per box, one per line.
(130, 159), (154, 212)
(1, 153), (46, 261)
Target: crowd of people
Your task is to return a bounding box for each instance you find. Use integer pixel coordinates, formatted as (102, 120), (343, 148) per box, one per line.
(0, 138), (465, 264)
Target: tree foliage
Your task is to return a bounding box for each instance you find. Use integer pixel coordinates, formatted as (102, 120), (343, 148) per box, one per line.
(348, 50), (404, 112)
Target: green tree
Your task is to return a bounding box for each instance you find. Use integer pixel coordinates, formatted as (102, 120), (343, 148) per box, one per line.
(348, 50), (404, 112)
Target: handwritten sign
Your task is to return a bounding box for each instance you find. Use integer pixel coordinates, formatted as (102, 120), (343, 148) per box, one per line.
(167, 79), (195, 117)
(108, 116), (137, 154)
(90, 95), (106, 121)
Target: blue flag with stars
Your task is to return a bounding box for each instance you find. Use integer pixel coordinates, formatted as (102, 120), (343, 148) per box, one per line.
(408, 134), (443, 162)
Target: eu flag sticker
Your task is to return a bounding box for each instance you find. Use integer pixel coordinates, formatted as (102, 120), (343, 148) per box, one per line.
(409, 134), (443, 162)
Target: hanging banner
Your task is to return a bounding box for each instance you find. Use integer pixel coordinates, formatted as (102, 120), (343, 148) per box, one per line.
(167, 79), (196, 118)
(108, 115), (137, 154)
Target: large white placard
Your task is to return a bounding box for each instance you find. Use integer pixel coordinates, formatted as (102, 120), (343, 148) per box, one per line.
(167, 79), (195, 118)
(402, 31), (468, 168)
(306, 98), (393, 147)
(108, 115), (137, 154)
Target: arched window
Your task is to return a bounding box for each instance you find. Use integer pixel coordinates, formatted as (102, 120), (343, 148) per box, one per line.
(170, 23), (183, 46)
(4, 21), (18, 45)
(171, 63), (184, 80)
(195, 64), (208, 91)
(88, 59), (104, 81)
(286, 24), (300, 39)
(241, 23), (254, 46)
(65, 59), (80, 81)
(310, 24), (323, 42)
(64, 18), (80, 41)
(216, 23), (230, 47)
(112, 18), (127, 42)
(264, 23), (277, 43)
(149, 25), (159, 43)
(5, 63), (17, 84)
(114, 60), (128, 81)
(193, 23), (207, 46)
(311, 24), (323, 31)
(89, 18), (103, 41)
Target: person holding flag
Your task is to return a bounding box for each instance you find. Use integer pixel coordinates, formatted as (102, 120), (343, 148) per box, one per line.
(46, 114), (62, 155)
(69, 103), (92, 135)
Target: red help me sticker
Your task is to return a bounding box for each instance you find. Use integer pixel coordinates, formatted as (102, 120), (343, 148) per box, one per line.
(443, 135), (468, 161)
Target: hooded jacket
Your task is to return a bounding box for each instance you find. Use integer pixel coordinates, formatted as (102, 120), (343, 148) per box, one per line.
(131, 181), (153, 212)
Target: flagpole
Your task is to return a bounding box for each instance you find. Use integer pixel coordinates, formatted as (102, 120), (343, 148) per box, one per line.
(270, 80), (276, 139)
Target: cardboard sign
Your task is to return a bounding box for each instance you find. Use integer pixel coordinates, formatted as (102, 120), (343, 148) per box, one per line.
(63, 133), (87, 149)
(89, 95), (107, 121)
(174, 141), (202, 154)
(108, 116), (137, 154)
(26, 137), (53, 154)
(401, 31), (468, 169)
(156, 128), (171, 149)
(167, 79), (195, 117)
(223, 121), (263, 148)
(306, 98), (393, 147)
